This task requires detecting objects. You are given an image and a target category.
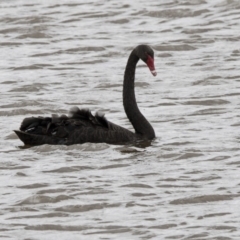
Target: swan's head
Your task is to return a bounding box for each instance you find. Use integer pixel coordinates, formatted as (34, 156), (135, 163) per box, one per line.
(135, 45), (157, 76)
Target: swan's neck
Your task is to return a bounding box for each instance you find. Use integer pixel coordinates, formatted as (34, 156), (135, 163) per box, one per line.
(123, 51), (155, 139)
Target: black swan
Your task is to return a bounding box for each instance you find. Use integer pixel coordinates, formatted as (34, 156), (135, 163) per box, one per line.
(14, 45), (157, 145)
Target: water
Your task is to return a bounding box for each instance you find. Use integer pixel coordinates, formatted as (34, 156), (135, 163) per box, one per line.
(1, 0), (240, 239)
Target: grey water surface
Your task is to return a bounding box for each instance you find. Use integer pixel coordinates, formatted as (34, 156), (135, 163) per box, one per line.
(0, 0), (240, 239)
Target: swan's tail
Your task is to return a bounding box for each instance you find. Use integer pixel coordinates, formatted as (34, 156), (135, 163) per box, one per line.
(14, 130), (64, 146)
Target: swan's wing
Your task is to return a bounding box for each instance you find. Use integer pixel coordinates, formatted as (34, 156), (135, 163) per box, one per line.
(15, 107), (135, 145)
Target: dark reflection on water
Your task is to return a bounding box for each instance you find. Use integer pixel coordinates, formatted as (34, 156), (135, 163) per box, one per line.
(18, 144), (33, 149)
(17, 138), (153, 150)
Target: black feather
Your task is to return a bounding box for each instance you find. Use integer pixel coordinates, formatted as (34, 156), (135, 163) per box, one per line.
(95, 112), (109, 128)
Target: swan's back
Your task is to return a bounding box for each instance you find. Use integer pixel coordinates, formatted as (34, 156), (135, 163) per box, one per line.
(15, 107), (136, 146)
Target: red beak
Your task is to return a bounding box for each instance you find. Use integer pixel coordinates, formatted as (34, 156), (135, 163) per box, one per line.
(146, 55), (157, 76)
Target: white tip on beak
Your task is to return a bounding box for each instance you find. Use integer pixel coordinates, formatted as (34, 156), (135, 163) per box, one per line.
(151, 70), (157, 76)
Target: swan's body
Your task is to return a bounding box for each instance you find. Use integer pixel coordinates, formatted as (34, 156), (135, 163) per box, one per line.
(15, 45), (157, 146)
